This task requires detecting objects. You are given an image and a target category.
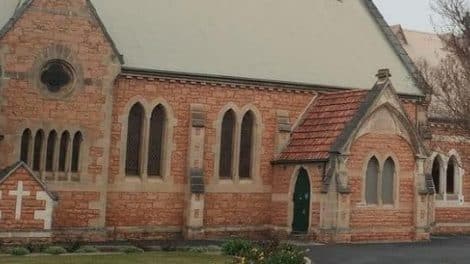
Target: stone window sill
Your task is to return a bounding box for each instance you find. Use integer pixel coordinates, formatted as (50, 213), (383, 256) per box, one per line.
(356, 203), (397, 209)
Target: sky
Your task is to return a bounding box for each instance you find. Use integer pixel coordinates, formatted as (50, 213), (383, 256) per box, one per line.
(373, 0), (436, 32)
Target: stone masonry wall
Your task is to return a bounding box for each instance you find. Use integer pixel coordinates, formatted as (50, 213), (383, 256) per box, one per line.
(106, 75), (313, 238)
(0, 0), (120, 232)
(348, 133), (416, 242)
(0, 168), (47, 230)
(429, 123), (470, 234)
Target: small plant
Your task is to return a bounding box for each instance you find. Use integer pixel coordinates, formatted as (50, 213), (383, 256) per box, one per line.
(63, 239), (82, 253)
(120, 246), (144, 254)
(25, 242), (48, 253)
(161, 240), (177, 252)
(75, 245), (99, 253)
(44, 246), (67, 255)
(10, 247), (30, 256)
(265, 244), (305, 264)
(188, 247), (207, 253)
(222, 238), (253, 256)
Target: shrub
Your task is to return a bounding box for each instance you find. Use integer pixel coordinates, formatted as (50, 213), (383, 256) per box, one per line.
(63, 239), (82, 253)
(44, 246), (67, 255)
(231, 241), (306, 264)
(222, 238), (253, 256)
(120, 246), (144, 254)
(10, 247), (30, 256)
(75, 246), (99, 253)
(161, 240), (177, 252)
(265, 244), (305, 264)
(25, 242), (48, 253)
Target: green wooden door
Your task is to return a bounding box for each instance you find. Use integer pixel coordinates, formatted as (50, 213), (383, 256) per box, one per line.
(292, 169), (310, 233)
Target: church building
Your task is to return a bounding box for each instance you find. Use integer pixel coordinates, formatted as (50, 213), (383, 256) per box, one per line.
(0, 0), (462, 244)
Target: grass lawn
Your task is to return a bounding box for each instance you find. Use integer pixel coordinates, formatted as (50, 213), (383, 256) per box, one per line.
(1, 252), (232, 264)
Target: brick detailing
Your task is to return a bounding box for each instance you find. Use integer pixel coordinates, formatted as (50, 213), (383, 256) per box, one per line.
(106, 192), (185, 227)
(204, 193), (271, 226)
(0, 168), (47, 230)
(52, 192), (100, 228)
(348, 133), (416, 241)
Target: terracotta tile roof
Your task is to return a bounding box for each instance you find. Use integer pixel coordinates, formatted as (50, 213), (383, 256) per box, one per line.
(277, 89), (368, 162)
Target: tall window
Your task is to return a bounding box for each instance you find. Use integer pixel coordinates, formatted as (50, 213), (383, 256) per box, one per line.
(20, 129), (32, 164)
(71, 132), (83, 173)
(219, 110), (236, 179)
(447, 157), (456, 194)
(382, 158), (395, 205)
(432, 157), (441, 194)
(33, 130), (44, 171)
(125, 103), (144, 176)
(59, 131), (70, 172)
(147, 105), (166, 177)
(239, 111), (254, 179)
(45, 131), (57, 172)
(365, 157), (379, 204)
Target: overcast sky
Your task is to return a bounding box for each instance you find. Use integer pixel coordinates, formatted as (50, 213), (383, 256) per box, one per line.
(373, 0), (436, 32)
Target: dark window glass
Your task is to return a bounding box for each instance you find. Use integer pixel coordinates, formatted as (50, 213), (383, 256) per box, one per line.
(239, 111), (254, 179)
(382, 158), (395, 205)
(45, 131), (57, 172)
(447, 158), (456, 194)
(33, 130), (44, 171)
(365, 157), (379, 204)
(219, 110), (236, 178)
(432, 158), (441, 193)
(20, 129), (31, 164)
(59, 131), (70, 172)
(40, 60), (72, 93)
(147, 105), (166, 177)
(71, 132), (83, 173)
(125, 103), (144, 176)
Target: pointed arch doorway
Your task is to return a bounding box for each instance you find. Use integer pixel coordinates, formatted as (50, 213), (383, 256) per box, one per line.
(292, 168), (311, 233)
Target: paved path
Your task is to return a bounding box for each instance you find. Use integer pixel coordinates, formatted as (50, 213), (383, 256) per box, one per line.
(307, 236), (470, 264)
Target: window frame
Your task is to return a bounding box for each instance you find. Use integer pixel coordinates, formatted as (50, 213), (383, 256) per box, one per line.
(432, 152), (464, 204)
(362, 154), (399, 208)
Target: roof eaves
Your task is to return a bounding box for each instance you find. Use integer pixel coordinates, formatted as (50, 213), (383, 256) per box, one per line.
(86, 0), (124, 65)
(0, 0), (33, 40)
(271, 158), (329, 165)
(363, 0), (426, 96)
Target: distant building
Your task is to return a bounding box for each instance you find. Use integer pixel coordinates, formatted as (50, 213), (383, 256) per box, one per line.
(393, 25), (470, 235)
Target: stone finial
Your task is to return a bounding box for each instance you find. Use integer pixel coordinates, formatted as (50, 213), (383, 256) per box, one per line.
(376, 68), (391, 81)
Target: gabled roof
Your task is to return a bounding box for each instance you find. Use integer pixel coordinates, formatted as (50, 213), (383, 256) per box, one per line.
(0, 0), (425, 96)
(275, 71), (428, 164)
(276, 90), (368, 163)
(0, 161), (58, 201)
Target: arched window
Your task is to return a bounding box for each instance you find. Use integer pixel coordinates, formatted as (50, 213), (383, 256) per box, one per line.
(382, 158), (395, 205)
(432, 157), (441, 194)
(71, 132), (83, 173)
(20, 129), (32, 164)
(219, 110), (236, 179)
(447, 157), (457, 194)
(45, 130), (57, 172)
(59, 131), (70, 172)
(239, 111), (254, 179)
(365, 157), (379, 204)
(33, 130), (44, 171)
(125, 103), (144, 176)
(147, 105), (166, 177)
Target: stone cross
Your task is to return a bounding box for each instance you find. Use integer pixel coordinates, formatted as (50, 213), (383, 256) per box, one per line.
(9, 181), (30, 220)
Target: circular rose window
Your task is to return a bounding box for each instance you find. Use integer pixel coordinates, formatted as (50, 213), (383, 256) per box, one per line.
(40, 60), (74, 93)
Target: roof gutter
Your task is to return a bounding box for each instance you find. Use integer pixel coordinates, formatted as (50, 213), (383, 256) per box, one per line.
(121, 66), (425, 100)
